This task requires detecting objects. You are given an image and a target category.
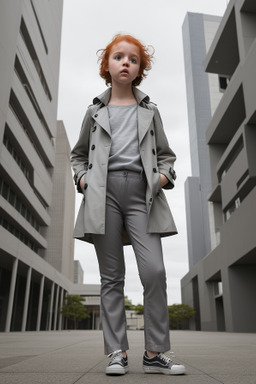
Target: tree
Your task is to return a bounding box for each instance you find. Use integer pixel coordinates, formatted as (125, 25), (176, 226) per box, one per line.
(124, 296), (133, 309)
(131, 304), (144, 315)
(168, 304), (196, 330)
(61, 295), (89, 330)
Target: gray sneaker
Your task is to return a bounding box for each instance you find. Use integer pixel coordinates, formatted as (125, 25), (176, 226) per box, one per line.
(106, 350), (129, 375)
(143, 352), (186, 375)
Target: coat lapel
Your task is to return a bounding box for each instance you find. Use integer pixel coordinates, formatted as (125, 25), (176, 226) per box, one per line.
(93, 106), (111, 137)
(94, 106), (154, 142)
(138, 106), (154, 145)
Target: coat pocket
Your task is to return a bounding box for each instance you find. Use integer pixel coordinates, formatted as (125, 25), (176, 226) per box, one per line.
(82, 172), (89, 196)
(152, 171), (161, 196)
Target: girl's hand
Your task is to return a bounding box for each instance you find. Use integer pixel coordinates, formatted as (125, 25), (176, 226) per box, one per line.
(80, 175), (85, 190)
(160, 174), (169, 188)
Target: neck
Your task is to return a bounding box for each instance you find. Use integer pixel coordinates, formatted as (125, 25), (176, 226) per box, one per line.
(108, 83), (137, 105)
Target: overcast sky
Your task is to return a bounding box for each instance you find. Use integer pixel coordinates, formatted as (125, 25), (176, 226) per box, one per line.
(57, 0), (227, 305)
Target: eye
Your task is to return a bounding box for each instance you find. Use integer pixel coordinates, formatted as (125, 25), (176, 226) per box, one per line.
(114, 54), (122, 61)
(130, 58), (137, 64)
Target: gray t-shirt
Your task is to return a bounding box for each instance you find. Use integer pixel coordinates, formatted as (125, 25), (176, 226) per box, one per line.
(107, 104), (143, 172)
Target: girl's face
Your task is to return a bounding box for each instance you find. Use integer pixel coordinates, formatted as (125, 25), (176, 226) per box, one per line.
(107, 41), (141, 87)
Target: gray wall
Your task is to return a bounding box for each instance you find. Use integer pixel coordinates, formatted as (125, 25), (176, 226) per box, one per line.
(182, 13), (222, 268)
(181, 0), (256, 332)
(45, 121), (75, 281)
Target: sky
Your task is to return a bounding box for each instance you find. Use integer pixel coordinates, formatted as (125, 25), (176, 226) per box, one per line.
(57, 0), (227, 305)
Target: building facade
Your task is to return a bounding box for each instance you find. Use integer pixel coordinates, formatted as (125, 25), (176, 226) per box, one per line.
(74, 260), (84, 284)
(182, 13), (223, 270)
(0, 0), (100, 332)
(181, 0), (256, 332)
(45, 120), (75, 281)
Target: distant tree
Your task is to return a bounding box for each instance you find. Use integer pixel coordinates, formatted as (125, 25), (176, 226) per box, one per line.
(131, 304), (144, 315)
(168, 304), (196, 330)
(61, 295), (89, 330)
(124, 296), (133, 309)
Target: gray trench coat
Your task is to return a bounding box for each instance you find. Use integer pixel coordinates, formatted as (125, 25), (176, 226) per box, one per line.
(70, 87), (178, 245)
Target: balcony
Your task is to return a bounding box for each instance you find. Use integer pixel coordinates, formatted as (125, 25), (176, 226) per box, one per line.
(241, 0), (256, 13)
(216, 124), (256, 213)
(206, 83), (246, 145)
(0, 145), (51, 226)
(11, 73), (55, 167)
(205, 7), (240, 78)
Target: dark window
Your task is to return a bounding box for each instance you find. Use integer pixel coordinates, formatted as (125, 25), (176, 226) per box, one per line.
(30, 0), (48, 54)
(14, 57), (52, 139)
(2, 183), (9, 200)
(0, 176), (41, 233)
(19, 18), (52, 101)
(0, 217), (40, 254)
(15, 197), (21, 212)
(219, 76), (230, 92)
(9, 190), (16, 206)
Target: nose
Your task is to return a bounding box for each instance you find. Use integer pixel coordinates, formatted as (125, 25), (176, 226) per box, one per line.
(123, 57), (130, 66)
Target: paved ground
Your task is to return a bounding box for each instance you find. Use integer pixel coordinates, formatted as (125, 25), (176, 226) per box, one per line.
(0, 330), (255, 383)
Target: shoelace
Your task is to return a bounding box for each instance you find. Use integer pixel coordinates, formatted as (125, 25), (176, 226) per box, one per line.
(158, 351), (177, 366)
(107, 350), (123, 364)
(158, 353), (171, 365)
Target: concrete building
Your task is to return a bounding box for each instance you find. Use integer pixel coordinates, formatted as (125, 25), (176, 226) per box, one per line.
(126, 310), (144, 331)
(182, 13), (223, 269)
(71, 284), (101, 330)
(181, 0), (256, 332)
(45, 120), (75, 281)
(74, 260), (84, 284)
(0, 0), (100, 332)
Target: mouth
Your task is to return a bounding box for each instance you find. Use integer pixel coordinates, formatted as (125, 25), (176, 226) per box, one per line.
(120, 69), (129, 75)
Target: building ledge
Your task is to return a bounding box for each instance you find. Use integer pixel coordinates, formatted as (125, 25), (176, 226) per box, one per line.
(208, 184), (221, 203)
(205, 5), (240, 77)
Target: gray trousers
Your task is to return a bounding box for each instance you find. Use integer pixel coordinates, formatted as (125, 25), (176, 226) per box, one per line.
(92, 170), (170, 355)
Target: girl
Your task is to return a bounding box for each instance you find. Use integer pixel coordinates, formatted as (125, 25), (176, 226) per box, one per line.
(70, 34), (185, 376)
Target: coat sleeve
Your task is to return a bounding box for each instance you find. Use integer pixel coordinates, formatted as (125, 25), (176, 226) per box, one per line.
(152, 105), (177, 190)
(70, 107), (92, 193)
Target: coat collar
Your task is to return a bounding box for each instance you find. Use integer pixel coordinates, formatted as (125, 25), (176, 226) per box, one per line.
(92, 87), (153, 144)
(93, 87), (150, 106)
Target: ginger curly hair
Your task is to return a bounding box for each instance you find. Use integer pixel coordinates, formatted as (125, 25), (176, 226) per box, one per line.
(97, 34), (154, 87)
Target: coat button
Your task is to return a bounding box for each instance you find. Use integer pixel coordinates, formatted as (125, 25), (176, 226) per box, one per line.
(94, 114), (98, 118)
(150, 130), (154, 136)
(153, 168), (157, 173)
(152, 149), (156, 155)
(89, 164), (93, 169)
(92, 126), (97, 132)
(84, 183), (88, 190)
(149, 197), (153, 203)
(169, 167), (177, 180)
(91, 144), (95, 150)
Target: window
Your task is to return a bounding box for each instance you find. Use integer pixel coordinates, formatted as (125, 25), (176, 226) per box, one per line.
(2, 182), (9, 200)
(9, 190), (15, 206)
(15, 197), (21, 212)
(217, 136), (244, 182)
(20, 18), (52, 101)
(3, 125), (33, 184)
(14, 56), (52, 141)
(219, 76), (230, 92)
(0, 216), (39, 254)
(223, 197), (241, 222)
(0, 177), (41, 233)
(30, 0), (48, 54)
(9, 89), (53, 172)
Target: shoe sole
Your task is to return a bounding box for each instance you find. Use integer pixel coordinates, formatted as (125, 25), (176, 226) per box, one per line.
(143, 366), (186, 375)
(106, 365), (129, 375)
